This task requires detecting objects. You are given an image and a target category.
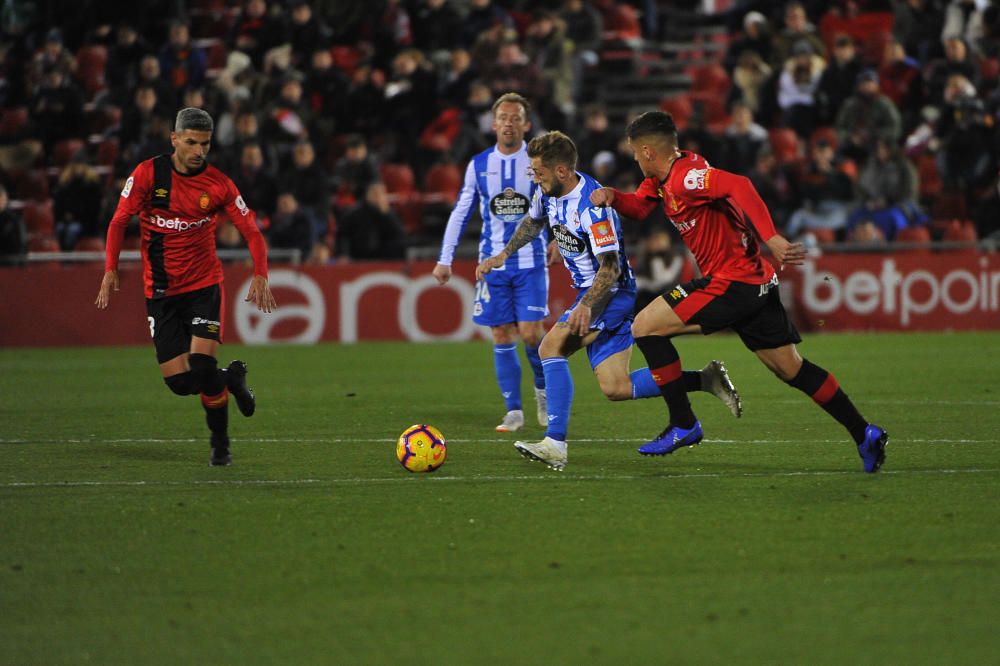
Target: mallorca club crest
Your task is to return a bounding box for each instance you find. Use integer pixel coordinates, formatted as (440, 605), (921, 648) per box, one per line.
(199, 191), (210, 210)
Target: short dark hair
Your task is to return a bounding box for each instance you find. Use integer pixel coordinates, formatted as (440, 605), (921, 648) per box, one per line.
(626, 111), (678, 143)
(492, 92), (531, 118)
(527, 130), (577, 170)
(174, 107), (214, 133)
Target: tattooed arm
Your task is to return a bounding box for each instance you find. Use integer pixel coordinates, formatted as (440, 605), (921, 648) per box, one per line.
(475, 217), (547, 280)
(566, 252), (621, 336)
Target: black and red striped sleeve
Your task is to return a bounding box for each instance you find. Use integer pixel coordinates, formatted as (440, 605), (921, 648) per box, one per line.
(222, 178), (268, 277)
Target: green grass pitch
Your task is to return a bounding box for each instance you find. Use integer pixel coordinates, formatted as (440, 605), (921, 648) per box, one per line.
(1, 332), (999, 664)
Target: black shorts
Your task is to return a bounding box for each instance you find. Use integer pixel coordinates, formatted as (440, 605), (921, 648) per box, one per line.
(662, 274), (801, 351)
(146, 284), (224, 363)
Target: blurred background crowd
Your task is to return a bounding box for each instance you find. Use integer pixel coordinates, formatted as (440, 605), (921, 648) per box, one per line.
(0, 0), (998, 283)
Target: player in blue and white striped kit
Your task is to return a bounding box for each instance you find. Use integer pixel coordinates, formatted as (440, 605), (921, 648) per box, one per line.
(477, 131), (742, 470)
(434, 93), (549, 433)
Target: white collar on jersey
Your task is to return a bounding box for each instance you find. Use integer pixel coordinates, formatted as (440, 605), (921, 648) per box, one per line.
(495, 141), (528, 158)
(553, 172), (586, 201)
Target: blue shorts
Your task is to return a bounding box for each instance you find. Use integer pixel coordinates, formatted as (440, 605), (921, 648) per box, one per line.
(473, 265), (549, 326)
(558, 287), (637, 369)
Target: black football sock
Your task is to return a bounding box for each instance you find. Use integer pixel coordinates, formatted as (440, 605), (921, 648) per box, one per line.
(635, 335), (697, 429)
(190, 353), (229, 441)
(786, 358), (868, 444)
(683, 371), (702, 392)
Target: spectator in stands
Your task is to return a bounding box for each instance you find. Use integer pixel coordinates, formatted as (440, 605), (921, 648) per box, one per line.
(332, 134), (381, 211)
(268, 191), (316, 262)
(772, 1), (827, 68)
(777, 39), (827, 138)
(786, 138), (855, 239)
(338, 61), (386, 137)
(723, 10), (773, 72)
(229, 0), (290, 71)
(262, 72), (314, 164)
(0, 184), (27, 264)
(679, 106), (724, 165)
(893, 0), (945, 64)
(729, 49), (773, 117)
(720, 100), (769, 175)
(971, 170), (1000, 239)
(439, 48), (478, 109)
(942, 0), (985, 51)
(877, 38), (924, 130)
(289, 0), (332, 70)
(218, 110), (278, 173)
(106, 22), (151, 106)
(471, 24), (518, 75)
(560, 0), (603, 102)
(816, 35), (864, 125)
(279, 139), (329, 234)
(925, 37), (980, 106)
(335, 182), (407, 261)
(835, 69), (902, 163)
(231, 141), (279, 221)
(28, 28), (75, 96)
(934, 72), (979, 139)
(119, 85), (167, 154)
(158, 20), (207, 103)
(576, 104), (619, 168)
(411, 0), (462, 56)
(848, 137), (926, 241)
(384, 48), (439, 167)
(303, 47), (348, 137)
(28, 66), (85, 152)
(748, 145), (798, 231)
(633, 224), (686, 313)
(484, 39), (547, 107)
(53, 155), (104, 251)
(524, 11), (575, 122)
(136, 54), (177, 115)
(462, 0), (514, 48)
(938, 95), (998, 195)
(591, 149), (618, 185)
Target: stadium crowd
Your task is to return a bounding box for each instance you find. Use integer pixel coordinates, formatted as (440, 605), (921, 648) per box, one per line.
(0, 0), (998, 268)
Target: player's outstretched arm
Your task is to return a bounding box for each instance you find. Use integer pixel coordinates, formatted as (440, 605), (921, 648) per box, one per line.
(245, 274), (277, 313)
(765, 235), (807, 267)
(589, 187), (616, 208)
(95, 270), (119, 309)
(477, 217), (546, 280)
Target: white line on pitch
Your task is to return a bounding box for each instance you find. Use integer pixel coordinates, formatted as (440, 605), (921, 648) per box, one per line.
(0, 437), (996, 445)
(2, 468), (999, 489)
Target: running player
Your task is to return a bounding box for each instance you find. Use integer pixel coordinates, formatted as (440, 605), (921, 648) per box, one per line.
(433, 92), (549, 433)
(95, 108), (276, 466)
(477, 131), (741, 470)
(590, 111), (888, 472)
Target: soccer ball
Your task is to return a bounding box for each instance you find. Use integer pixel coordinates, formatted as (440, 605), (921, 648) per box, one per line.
(396, 424), (447, 473)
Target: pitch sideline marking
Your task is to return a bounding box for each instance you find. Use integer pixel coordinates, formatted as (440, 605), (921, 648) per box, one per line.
(2, 467), (999, 489)
(0, 437), (995, 444)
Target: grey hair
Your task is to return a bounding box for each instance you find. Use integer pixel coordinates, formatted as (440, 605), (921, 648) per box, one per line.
(174, 107), (214, 133)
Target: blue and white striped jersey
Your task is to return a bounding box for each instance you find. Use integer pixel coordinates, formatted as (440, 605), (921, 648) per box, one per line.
(530, 172), (636, 291)
(437, 142), (548, 270)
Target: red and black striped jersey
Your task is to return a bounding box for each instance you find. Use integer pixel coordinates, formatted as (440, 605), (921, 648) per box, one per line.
(105, 155), (268, 299)
(611, 151), (777, 285)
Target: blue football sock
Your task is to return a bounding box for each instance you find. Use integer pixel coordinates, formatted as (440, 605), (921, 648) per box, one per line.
(630, 368), (661, 399)
(494, 344), (522, 411)
(525, 344), (545, 389)
(541, 357), (573, 441)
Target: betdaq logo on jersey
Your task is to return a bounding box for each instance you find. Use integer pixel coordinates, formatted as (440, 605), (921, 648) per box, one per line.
(490, 188), (530, 222)
(151, 214), (210, 231)
(683, 168), (710, 191)
(591, 221), (617, 247)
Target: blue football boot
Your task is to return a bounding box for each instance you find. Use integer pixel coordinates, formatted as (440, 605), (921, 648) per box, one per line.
(638, 421), (704, 456)
(858, 424), (888, 473)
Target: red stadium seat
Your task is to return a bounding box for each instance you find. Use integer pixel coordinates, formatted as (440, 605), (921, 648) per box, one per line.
(380, 163), (416, 196)
(23, 200), (55, 236)
(15, 170), (50, 201)
(52, 138), (86, 167)
(809, 126), (838, 151)
(75, 45), (108, 99)
(894, 225), (932, 252)
(96, 137), (119, 166)
(330, 46), (362, 76)
(0, 107), (29, 139)
(768, 128), (801, 164)
(689, 64), (731, 96)
(660, 95), (694, 130)
(74, 236), (105, 252)
(941, 219), (977, 243)
(914, 153), (942, 201)
(28, 235), (60, 252)
(422, 163), (463, 205)
(807, 228), (836, 244)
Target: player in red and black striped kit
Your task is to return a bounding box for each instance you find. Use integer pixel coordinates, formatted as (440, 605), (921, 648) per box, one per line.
(96, 108), (276, 466)
(590, 111), (888, 472)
